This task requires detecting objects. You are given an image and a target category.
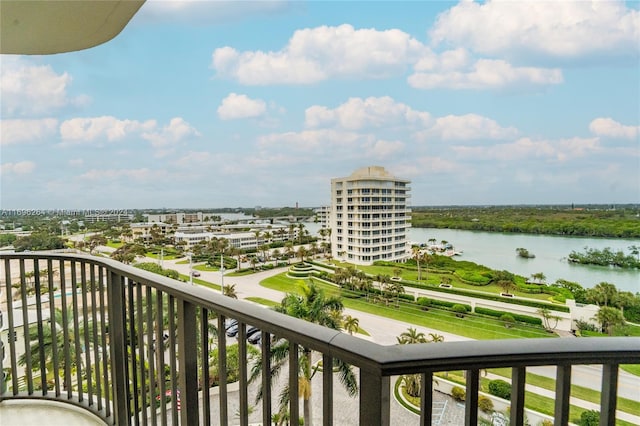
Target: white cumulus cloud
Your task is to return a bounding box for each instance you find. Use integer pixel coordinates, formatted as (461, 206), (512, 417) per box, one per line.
(217, 93), (267, 120)
(589, 118), (639, 140)
(212, 24), (425, 85)
(409, 58), (563, 90)
(420, 113), (518, 141)
(142, 117), (201, 148)
(305, 96), (431, 130)
(0, 57), (89, 117)
(0, 119), (58, 145)
(1, 161), (36, 175)
(60, 116), (156, 144)
(430, 0), (639, 60)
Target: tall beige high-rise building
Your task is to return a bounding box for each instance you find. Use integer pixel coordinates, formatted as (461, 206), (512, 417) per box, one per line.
(330, 166), (411, 265)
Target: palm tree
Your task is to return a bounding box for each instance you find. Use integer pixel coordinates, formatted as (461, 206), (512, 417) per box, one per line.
(342, 315), (359, 335)
(396, 327), (444, 398)
(588, 282), (618, 307)
(249, 282), (357, 426)
(397, 327), (427, 344)
(593, 306), (625, 336)
(284, 242), (294, 265)
(497, 279), (517, 296)
(222, 284), (238, 299)
(412, 245), (422, 280)
(18, 307), (90, 390)
(296, 246), (307, 263)
(386, 280), (405, 308)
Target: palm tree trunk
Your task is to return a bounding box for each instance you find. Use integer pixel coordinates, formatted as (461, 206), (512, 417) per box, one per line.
(304, 397), (312, 426)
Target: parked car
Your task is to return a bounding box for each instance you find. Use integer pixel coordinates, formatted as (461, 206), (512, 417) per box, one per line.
(246, 326), (261, 340)
(247, 331), (262, 345)
(191, 271), (201, 277)
(225, 319), (238, 331)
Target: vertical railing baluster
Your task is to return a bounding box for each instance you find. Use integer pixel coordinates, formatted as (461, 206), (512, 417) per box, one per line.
(81, 262), (93, 404)
(71, 261), (83, 402)
(177, 299), (199, 425)
(359, 368), (389, 426)
(554, 365), (571, 425)
(156, 291), (168, 426)
(510, 367), (526, 426)
(168, 296), (179, 426)
(108, 270), (130, 425)
(420, 372), (433, 426)
(128, 279), (140, 426)
(19, 259), (33, 394)
(464, 369), (479, 426)
(146, 286), (157, 426)
(322, 353), (333, 426)
(90, 264), (102, 410)
(60, 260), (72, 400)
(289, 342), (299, 426)
(4, 258), (19, 394)
(33, 261), (47, 395)
(98, 265), (111, 417)
(48, 259), (60, 397)
(201, 307), (211, 426)
(136, 282), (147, 426)
(218, 315), (228, 426)
(238, 323), (249, 426)
(262, 331), (272, 426)
(600, 363), (618, 426)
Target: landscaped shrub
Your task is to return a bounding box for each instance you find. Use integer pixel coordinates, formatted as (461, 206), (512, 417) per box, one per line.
(417, 297), (431, 310)
(452, 304), (468, 317)
(500, 313), (515, 328)
(451, 386), (466, 402)
(578, 410), (600, 426)
(488, 379), (511, 400)
(474, 307), (543, 326)
(478, 395), (494, 413)
(454, 270), (491, 285)
(539, 420), (553, 426)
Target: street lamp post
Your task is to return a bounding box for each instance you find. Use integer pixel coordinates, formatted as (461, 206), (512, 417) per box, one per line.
(188, 252), (193, 286)
(220, 253), (225, 294)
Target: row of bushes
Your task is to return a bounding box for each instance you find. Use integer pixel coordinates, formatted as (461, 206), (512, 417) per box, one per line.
(475, 307), (543, 326)
(417, 297), (472, 313)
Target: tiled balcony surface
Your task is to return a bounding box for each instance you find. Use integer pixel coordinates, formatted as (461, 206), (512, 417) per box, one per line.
(0, 399), (106, 426)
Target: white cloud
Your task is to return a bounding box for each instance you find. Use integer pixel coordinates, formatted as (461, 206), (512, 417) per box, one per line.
(79, 168), (166, 182)
(1, 161), (36, 175)
(409, 58), (563, 90)
(138, 0), (291, 24)
(0, 57), (89, 117)
(363, 139), (405, 159)
(217, 93), (267, 120)
(59, 116), (199, 149)
(257, 129), (364, 152)
(0, 118), (58, 145)
(419, 113), (518, 141)
(305, 96), (431, 130)
(430, 0), (639, 59)
(60, 116), (156, 144)
(212, 24), (425, 85)
(452, 137), (600, 162)
(589, 117), (639, 140)
(141, 117), (201, 148)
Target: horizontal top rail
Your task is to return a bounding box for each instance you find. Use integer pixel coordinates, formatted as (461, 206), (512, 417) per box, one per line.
(2, 252), (639, 376)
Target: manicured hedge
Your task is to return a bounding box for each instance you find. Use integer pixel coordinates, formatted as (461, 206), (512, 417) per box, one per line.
(488, 379), (511, 400)
(475, 307), (543, 325)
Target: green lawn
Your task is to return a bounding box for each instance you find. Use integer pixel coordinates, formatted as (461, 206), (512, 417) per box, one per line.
(194, 264), (220, 271)
(489, 368), (640, 416)
(145, 252), (180, 260)
(107, 240), (123, 249)
(438, 372), (637, 426)
(245, 296), (280, 307)
(329, 261), (555, 302)
(260, 273), (552, 340)
(178, 274), (220, 291)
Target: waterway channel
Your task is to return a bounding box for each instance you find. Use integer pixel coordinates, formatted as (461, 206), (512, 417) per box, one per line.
(303, 222), (639, 293)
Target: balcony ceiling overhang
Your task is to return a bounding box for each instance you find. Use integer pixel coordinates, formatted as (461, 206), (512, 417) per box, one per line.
(0, 0), (145, 55)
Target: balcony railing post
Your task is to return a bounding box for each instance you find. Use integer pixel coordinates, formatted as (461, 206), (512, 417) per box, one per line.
(600, 364), (618, 426)
(359, 368), (389, 426)
(510, 367), (526, 426)
(464, 369), (479, 426)
(177, 299), (199, 426)
(107, 270), (130, 425)
(554, 364), (571, 426)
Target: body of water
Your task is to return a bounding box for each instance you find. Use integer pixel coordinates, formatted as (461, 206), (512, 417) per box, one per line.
(304, 222), (639, 292)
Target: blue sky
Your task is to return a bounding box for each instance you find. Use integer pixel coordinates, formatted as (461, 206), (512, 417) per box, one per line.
(1, 0), (639, 209)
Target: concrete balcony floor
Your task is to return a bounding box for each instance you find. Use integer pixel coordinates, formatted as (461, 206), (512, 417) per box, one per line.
(0, 399), (106, 426)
